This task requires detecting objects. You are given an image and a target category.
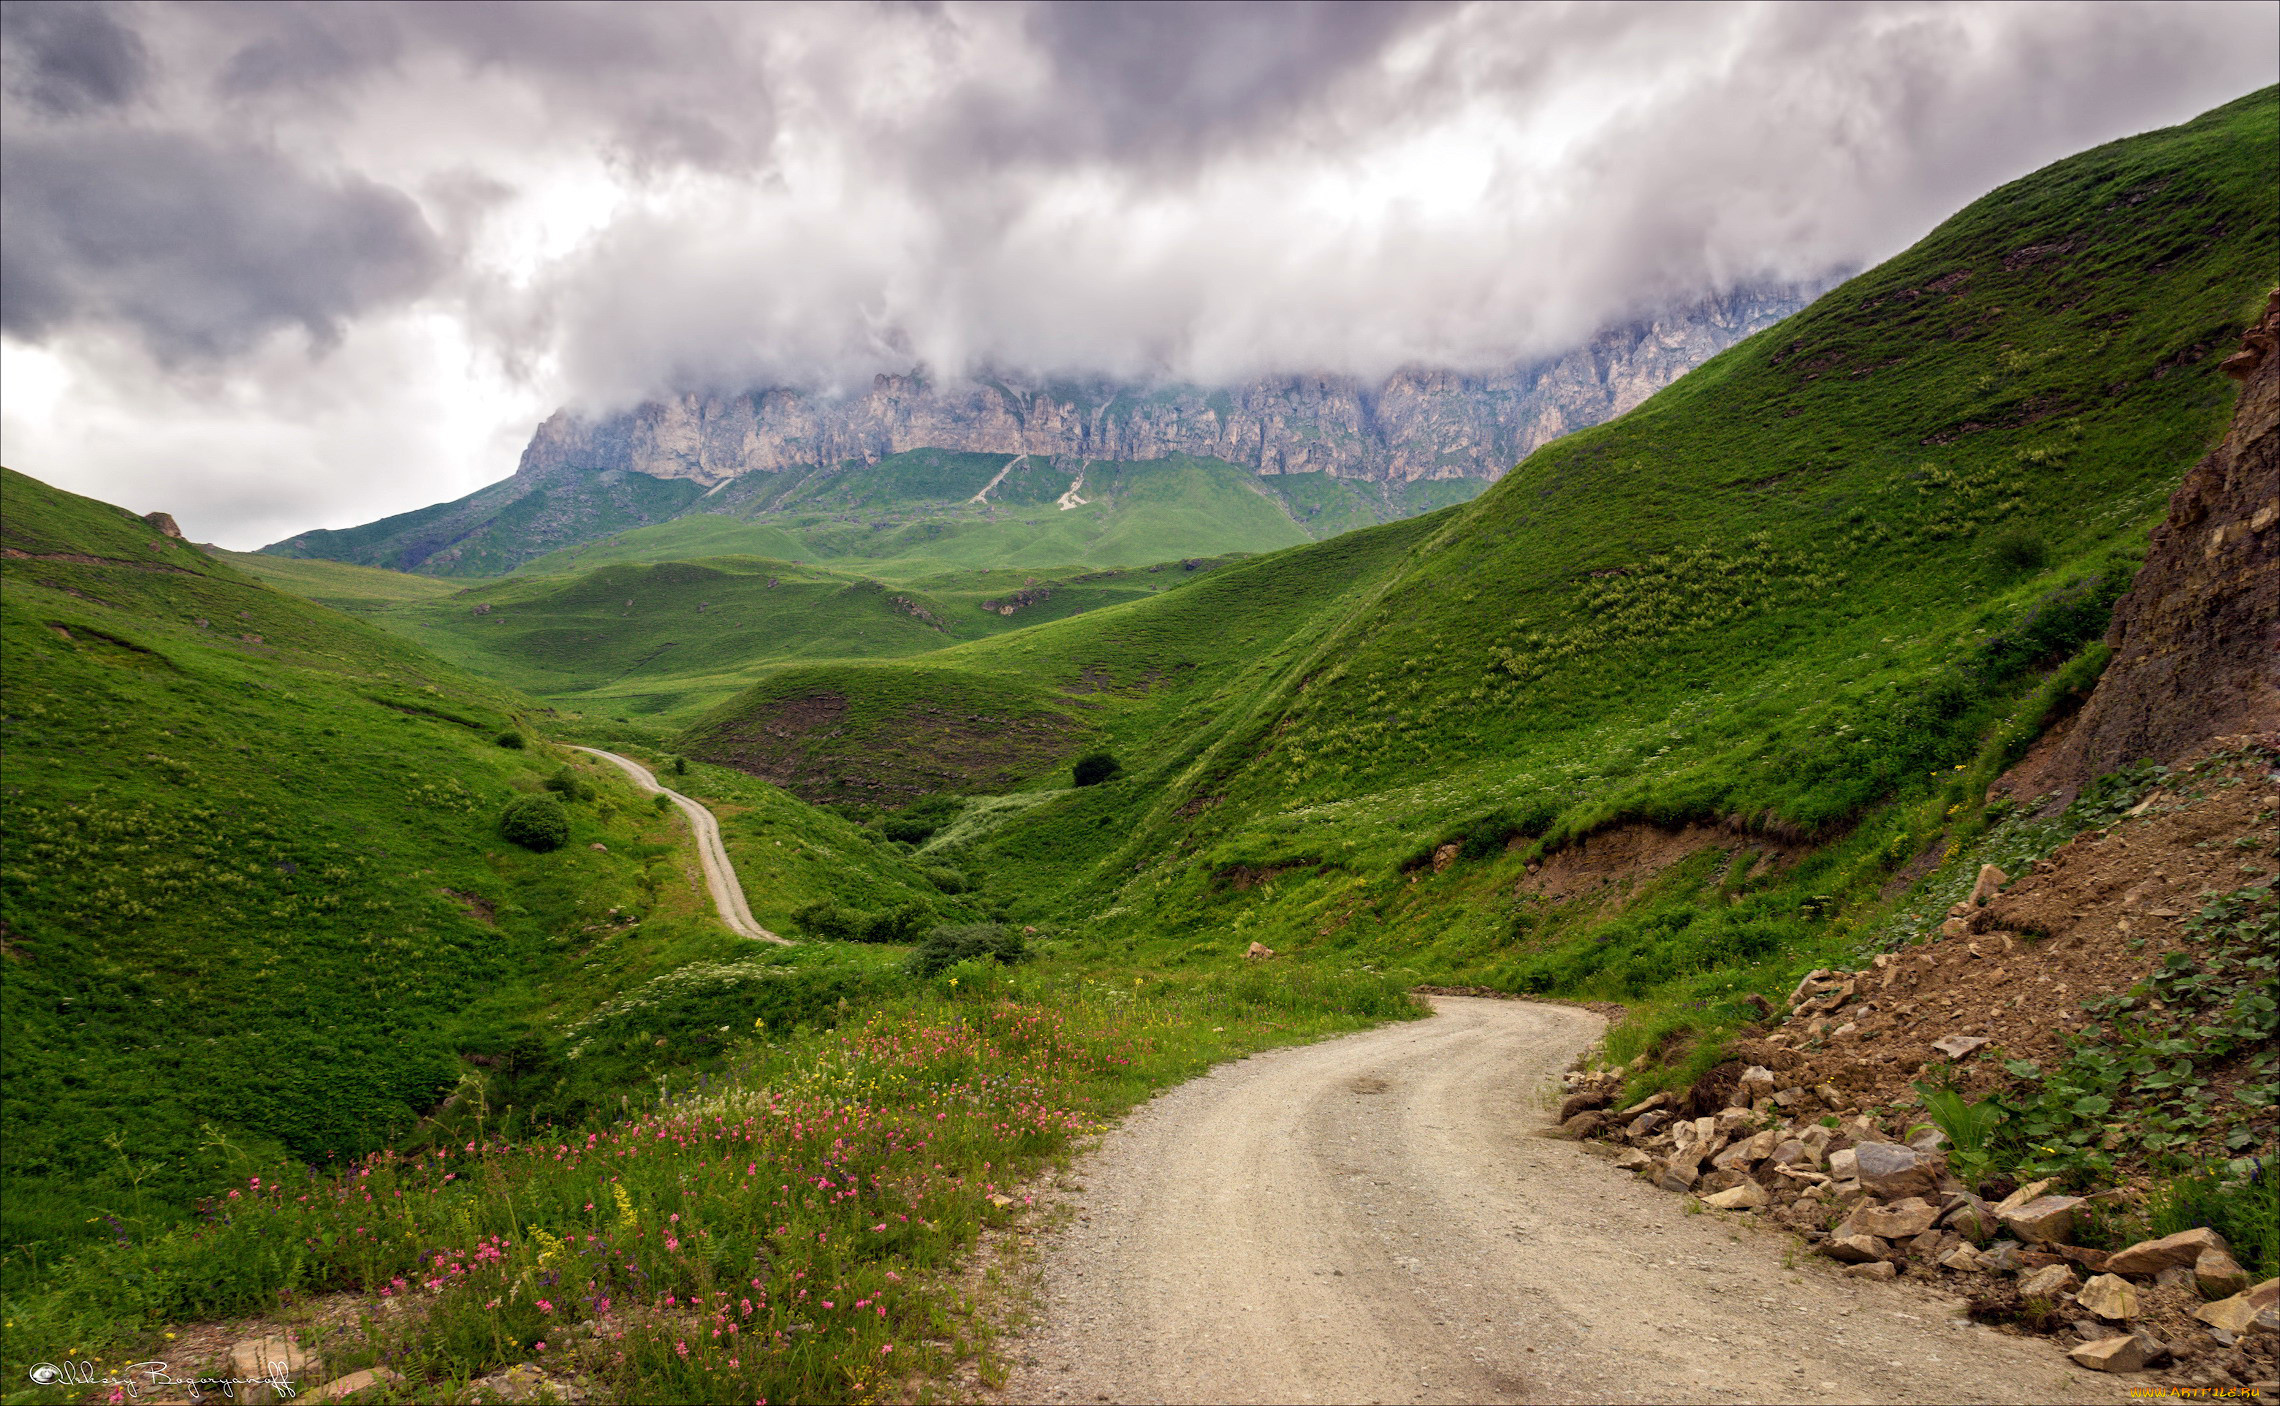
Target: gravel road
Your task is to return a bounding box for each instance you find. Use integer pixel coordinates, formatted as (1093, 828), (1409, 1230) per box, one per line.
(571, 746), (785, 944)
(998, 995), (2116, 1405)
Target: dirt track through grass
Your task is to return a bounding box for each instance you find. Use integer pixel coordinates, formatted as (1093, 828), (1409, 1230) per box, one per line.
(573, 746), (784, 943)
(998, 996), (2118, 1405)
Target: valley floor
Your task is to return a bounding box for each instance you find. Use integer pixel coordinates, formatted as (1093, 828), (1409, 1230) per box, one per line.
(994, 997), (2117, 1406)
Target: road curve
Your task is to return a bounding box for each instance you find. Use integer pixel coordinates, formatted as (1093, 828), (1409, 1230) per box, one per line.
(998, 995), (2113, 1406)
(571, 746), (785, 944)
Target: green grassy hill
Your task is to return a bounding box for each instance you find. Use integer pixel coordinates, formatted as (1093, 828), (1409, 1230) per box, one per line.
(681, 88), (2277, 973)
(0, 468), (953, 1262)
(268, 447), (1486, 581)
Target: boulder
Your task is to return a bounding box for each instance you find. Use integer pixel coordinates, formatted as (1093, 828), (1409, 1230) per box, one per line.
(2018, 1262), (2078, 1299)
(1769, 1138), (1813, 1168)
(1612, 1148), (1652, 1172)
(1653, 1161), (1699, 1194)
(302, 1369), (406, 1404)
(1714, 1130), (1780, 1171)
(1996, 1195), (2084, 1245)
(1969, 864), (2008, 906)
(1828, 1148), (1859, 1182)
(1906, 1126), (1950, 1155)
(2106, 1226), (2230, 1276)
(1823, 1233), (1889, 1263)
(1938, 1244), (1985, 1272)
(1845, 1261), (1899, 1281)
(1702, 1181), (1770, 1211)
(2067, 1332), (2166, 1374)
(1246, 941), (1275, 961)
(1738, 1065), (1777, 1097)
(1941, 1195), (1998, 1244)
(1556, 1090), (1612, 1123)
(2195, 1248), (2251, 1300)
(2077, 1273), (2139, 1321)
(1627, 1111), (1671, 1139)
(2194, 1282), (2279, 1335)
(1978, 1240), (2024, 1274)
(1853, 1142), (1940, 1198)
(1558, 1111), (1607, 1139)
(1843, 1198), (1941, 1240)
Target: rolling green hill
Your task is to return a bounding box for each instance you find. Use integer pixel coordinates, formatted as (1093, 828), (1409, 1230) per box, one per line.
(267, 448), (1486, 581)
(681, 88), (2278, 981)
(0, 468), (953, 1259)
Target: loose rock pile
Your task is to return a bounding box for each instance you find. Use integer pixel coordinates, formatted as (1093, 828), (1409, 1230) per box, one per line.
(1562, 1063), (2276, 1388)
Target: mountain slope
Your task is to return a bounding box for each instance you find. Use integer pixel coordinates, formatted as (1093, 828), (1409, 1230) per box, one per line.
(677, 89), (2277, 953)
(0, 468), (948, 1259)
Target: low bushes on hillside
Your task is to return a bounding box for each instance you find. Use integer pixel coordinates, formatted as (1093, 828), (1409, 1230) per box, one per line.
(498, 794), (570, 851)
(792, 898), (934, 944)
(908, 922), (1029, 977)
(545, 765), (596, 802)
(1072, 751), (1122, 787)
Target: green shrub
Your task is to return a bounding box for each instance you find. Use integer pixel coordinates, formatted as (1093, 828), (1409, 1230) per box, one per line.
(860, 902), (933, 944)
(495, 730), (526, 749)
(1072, 752), (1121, 787)
(652, 793), (672, 813)
(907, 922), (1028, 977)
(545, 766), (596, 803)
(877, 814), (940, 844)
(922, 865), (969, 894)
(1988, 527), (2051, 571)
(499, 795), (570, 851)
(790, 900), (864, 942)
(670, 755), (687, 775)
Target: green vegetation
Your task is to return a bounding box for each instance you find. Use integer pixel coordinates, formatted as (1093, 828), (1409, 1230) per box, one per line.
(500, 794), (572, 850)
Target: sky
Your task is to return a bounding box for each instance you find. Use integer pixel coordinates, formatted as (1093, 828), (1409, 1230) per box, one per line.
(2, 1), (2274, 549)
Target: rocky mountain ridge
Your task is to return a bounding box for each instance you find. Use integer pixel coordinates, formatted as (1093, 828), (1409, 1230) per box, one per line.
(517, 285), (1814, 488)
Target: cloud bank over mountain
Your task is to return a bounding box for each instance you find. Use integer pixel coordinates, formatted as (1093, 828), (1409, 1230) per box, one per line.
(2, 0), (2273, 545)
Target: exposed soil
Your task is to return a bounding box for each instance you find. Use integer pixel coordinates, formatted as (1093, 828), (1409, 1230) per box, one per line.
(992, 998), (2116, 1405)
(1516, 820), (1811, 905)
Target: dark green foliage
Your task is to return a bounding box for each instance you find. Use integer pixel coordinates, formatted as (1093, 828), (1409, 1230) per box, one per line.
(1988, 527), (2051, 572)
(670, 754), (687, 775)
(791, 898), (934, 944)
(495, 730), (526, 749)
(907, 922), (1029, 977)
(2145, 1162), (2279, 1278)
(545, 765), (595, 802)
(1072, 751), (1122, 787)
(922, 865), (970, 894)
(499, 794), (570, 851)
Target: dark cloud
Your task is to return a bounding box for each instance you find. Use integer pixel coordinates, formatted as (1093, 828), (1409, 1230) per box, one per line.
(0, 0), (148, 114)
(0, 128), (443, 359)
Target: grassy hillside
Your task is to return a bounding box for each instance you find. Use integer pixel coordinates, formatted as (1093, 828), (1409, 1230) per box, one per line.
(680, 89), (2277, 970)
(0, 468), (948, 1265)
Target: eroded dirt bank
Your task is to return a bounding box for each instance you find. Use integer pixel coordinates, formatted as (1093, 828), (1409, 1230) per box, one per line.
(995, 996), (2117, 1406)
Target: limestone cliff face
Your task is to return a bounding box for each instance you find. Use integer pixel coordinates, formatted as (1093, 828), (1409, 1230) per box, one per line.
(517, 286), (1810, 487)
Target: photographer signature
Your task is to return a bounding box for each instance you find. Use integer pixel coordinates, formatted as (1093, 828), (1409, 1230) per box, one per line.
(28, 1357), (298, 1401)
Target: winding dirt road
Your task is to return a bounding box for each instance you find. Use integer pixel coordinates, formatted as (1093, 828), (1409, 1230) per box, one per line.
(571, 746), (785, 944)
(999, 996), (2115, 1406)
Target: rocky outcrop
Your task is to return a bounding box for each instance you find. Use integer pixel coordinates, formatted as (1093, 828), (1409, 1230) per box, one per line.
(2021, 289), (2279, 799)
(517, 286), (1812, 488)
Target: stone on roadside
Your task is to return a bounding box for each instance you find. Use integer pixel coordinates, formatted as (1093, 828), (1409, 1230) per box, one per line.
(1845, 1261), (1900, 1281)
(1931, 1034), (1989, 1060)
(1654, 1161), (1699, 1194)
(2018, 1262), (2078, 1299)
(2078, 1273), (2139, 1321)
(2195, 1248), (2251, 1299)
(1616, 1092), (1670, 1118)
(1612, 1148), (1652, 1171)
(1978, 1241), (2024, 1274)
(1702, 1181), (1770, 1211)
(1557, 1090), (1612, 1123)
(2194, 1283), (2278, 1335)
(1996, 1195), (2084, 1246)
(302, 1369), (406, 1404)
(1824, 1233), (1888, 1263)
(1844, 1198), (1940, 1240)
(1557, 1111), (1606, 1139)
(1941, 1195), (1998, 1244)
(1939, 1244), (1985, 1273)
(2106, 1226), (2231, 1276)
(1853, 1142), (1940, 1198)
(2067, 1331), (2165, 1374)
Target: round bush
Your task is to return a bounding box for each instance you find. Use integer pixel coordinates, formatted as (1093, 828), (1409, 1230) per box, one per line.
(495, 730), (526, 749)
(499, 794), (570, 851)
(1072, 751), (1122, 787)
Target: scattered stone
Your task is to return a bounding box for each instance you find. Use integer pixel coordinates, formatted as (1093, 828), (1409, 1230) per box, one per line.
(2107, 1226), (2231, 1276)
(1615, 1092), (1669, 1118)
(1969, 863), (2008, 906)
(1992, 1179), (2055, 1214)
(1931, 1034), (1989, 1060)
(1627, 1110), (1671, 1139)
(1653, 1162), (1698, 1194)
(1612, 1148), (1652, 1172)
(1557, 1111), (1607, 1139)
(302, 1369), (406, 1403)
(2195, 1248), (2251, 1300)
(1827, 1148), (1859, 1181)
(1939, 1244), (1985, 1272)
(589, 842), (608, 851)
(1713, 1130), (1779, 1170)
(1845, 1261), (1899, 1281)
(1702, 1181), (1770, 1211)
(468, 1364), (586, 1403)
(1813, 1082), (1848, 1109)
(2067, 1331), (2166, 1374)
(1906, 1125), (1949, 1155)
(1556, 1090), (1612, 1123)
(2156, 1265), (2200, 1292)
(1941, 1194), (1998, 1244)
(2194, 1285), (2276, 1335)
(228, 1336), (310, 1406)
(1245, 941), (1275, 961)
(1997, 1195), (2084, 1246)
(1843, 1198), (1940, 1240)
(2078, 1273), (2139, 1321)
(1824, 1233), (1888, 1263)
(2018, 1263), (2079, 1299)
(1978, 1241), (2024, 1274)
(1738, 1066), (1777, 1098)
(1852, 1142), (1940, 1198)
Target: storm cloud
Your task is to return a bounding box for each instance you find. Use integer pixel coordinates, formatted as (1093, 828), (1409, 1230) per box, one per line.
(1, 0), (2274, 545)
